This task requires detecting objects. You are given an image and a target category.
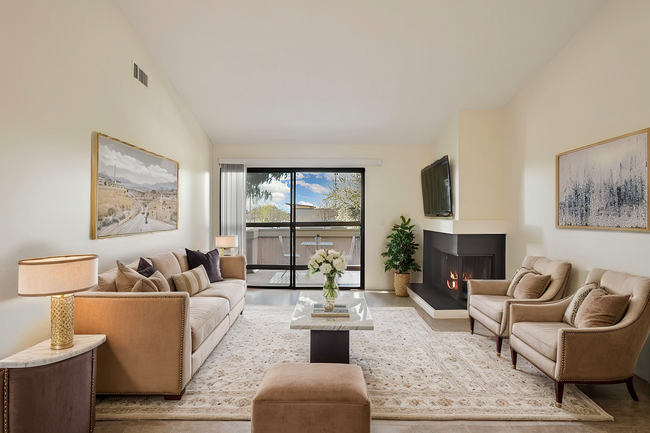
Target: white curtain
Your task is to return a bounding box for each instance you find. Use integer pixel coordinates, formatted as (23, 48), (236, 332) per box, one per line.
(220, 164), (247, 257)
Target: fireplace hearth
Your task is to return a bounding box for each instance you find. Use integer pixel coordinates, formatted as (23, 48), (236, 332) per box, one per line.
(409, 230), (505, 315)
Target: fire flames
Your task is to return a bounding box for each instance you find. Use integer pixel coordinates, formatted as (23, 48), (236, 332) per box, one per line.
(446, 270), (472, 290)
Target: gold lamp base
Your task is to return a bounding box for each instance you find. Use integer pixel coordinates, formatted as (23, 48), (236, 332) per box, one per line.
(51, 294), (75, 350)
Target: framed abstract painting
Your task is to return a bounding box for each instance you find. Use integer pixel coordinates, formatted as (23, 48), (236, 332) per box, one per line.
(91, 132), (179, 239)
(557, 128), (649, 231)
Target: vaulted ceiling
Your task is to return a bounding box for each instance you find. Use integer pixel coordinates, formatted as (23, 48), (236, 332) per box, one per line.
(115, 0), (607, 146)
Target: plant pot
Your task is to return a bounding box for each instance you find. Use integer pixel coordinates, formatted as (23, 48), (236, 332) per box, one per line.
(394, 273), (410, 297)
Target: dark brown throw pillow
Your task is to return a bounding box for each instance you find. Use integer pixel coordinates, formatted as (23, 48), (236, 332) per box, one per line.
(186, 248), (223, 283)
(137, 257), (157, 278)
(512, 273), (552, 299)
(574, 288), (630, 328)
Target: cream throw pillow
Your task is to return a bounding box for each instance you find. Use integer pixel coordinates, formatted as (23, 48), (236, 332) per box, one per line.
(116, 261), (171, 292)
(506, 267), (539, 297)
(172, 265), (210, 296)
(574, 288), (630, 328)
(512, 273), (551, 299)
(563, 282), (599, 326)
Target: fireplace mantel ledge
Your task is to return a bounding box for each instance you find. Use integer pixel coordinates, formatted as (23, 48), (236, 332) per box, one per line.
(422, 219), (507, 235)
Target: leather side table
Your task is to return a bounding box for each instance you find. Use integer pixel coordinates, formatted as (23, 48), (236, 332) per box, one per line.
(1, 334), (106, 433)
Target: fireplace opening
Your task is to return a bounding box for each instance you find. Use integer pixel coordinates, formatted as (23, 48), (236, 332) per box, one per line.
(434, 250), (493, 300)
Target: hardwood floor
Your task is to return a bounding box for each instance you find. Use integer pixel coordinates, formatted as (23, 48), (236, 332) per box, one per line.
(94, 289), (650, 432)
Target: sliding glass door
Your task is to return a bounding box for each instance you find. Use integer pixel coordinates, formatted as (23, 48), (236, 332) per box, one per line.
(244, 169), (364, 289)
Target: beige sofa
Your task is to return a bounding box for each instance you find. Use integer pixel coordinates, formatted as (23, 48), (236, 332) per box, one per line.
(74, 248), (247, 399)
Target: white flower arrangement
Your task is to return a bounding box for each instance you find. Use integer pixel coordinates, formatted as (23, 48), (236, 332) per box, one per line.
(308, 248), (346, 278)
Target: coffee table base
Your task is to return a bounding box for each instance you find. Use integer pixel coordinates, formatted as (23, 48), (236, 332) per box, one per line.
(310, 330), (349, 363)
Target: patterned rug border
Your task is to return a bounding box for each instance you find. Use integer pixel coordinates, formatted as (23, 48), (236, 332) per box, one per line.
(96, 306), (613, 422)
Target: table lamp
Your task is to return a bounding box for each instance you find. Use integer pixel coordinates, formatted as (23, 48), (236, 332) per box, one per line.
(18, 254), (98, 350)
(215, 235), (238, 256)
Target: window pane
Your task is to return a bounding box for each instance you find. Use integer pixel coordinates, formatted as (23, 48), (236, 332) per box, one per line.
(296, 172), (361, 223)
(246, 172), (291, 223)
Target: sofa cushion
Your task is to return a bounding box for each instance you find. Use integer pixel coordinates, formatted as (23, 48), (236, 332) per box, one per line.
(470, 295), (510, 324)
(97, 267), (119, 292)
(513, 273), (551, 299)
(506, 267), (539, 297)
(511, 322), (568, 361)
(172, 265), (210, 296)
(189, 297), (230, 351)
(192, 279), (247, 309)
(574, 288), (630, 328)
(186, 248), (224, 283)
(148, 252), (183, 291)
(172, 248), (190, 272)
(563, 282), (600, 326)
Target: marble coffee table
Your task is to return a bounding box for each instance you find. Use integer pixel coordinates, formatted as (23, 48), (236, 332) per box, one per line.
(290, 290), (374, 363)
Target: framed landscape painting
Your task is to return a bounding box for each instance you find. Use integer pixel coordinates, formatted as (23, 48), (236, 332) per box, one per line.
(91, 132), (179, 239)
(557, 128), (650, 231)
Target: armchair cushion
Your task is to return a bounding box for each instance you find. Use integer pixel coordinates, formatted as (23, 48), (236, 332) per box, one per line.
(511, 322), (570, 361)
(470, 295), (510, 324)
(563, 282), (599, 326)
(506, 267), (539, 297)
(513, 273), (551, 299)
(574, 288), (630, 328)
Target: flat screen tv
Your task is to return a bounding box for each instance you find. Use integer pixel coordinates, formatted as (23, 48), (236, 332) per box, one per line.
(421, 155), (452, 217)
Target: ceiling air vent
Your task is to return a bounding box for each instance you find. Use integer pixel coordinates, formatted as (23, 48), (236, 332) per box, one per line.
(132, 62), (149, 88)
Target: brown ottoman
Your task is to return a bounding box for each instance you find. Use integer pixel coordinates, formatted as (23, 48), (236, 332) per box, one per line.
(251, 363), (371, 433)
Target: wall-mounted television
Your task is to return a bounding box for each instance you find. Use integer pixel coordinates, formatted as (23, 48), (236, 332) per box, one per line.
(421, 155), (453, 217)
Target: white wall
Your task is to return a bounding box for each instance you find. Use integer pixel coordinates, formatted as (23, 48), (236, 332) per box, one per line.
(458, 110), (504, 221)
(213, 143), (431, 291)
(502, 0), (650, 381)
(0, 0), (213, 359)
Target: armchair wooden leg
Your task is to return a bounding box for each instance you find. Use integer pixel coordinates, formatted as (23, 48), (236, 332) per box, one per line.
(469, 316), (474, 335)
(164, 388), (186, 400)
(510, 348), (517, 369)
(496, 336), (502, 357)
(626, 377), (639, 401)
(554, 382), (564, 408)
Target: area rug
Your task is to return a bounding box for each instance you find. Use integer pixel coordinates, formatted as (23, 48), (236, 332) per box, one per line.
(96, 306), (612, 421)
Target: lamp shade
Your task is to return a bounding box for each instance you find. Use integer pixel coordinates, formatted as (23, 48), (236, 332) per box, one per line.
(215, 235), (238, 248)
(18, 254), (99, 297)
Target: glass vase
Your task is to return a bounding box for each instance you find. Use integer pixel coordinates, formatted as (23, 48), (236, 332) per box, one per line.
(323, 274), (339, 312)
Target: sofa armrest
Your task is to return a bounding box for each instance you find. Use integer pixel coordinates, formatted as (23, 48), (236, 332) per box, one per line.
(467, 279), (510, 297)
(74, 292), (191, 396)
(220, 255), (246, 280)
(510, 298), (570, 326)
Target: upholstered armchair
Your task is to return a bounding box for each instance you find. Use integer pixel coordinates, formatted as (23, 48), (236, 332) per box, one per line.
(510, 268), (650, 407)
(467, 256), (572, 356)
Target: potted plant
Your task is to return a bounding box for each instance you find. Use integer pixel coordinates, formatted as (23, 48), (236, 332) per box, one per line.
(315, 233), (321, 246)
(381, 215), (422, 296)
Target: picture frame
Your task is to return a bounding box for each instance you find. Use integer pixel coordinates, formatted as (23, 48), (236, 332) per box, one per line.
(556, 128), (649, 231)
(91, 132), (179, 239)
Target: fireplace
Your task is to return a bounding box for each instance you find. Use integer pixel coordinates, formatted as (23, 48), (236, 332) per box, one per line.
(434, 250), (493, 300)
(410, 230), (505, 310)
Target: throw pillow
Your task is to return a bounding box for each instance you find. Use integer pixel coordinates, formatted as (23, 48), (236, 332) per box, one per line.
(506, 267), (539, 297)
(172, 265), (210, 296)
(116, 261), (171, 292)
(186, 248), (223, 283)
(512, 273), (552, 299)
(574, 288), (630, 328)
(136, 257), (157, 278)
(132, 278), (158, 292)
(563, 282), (600, 326)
